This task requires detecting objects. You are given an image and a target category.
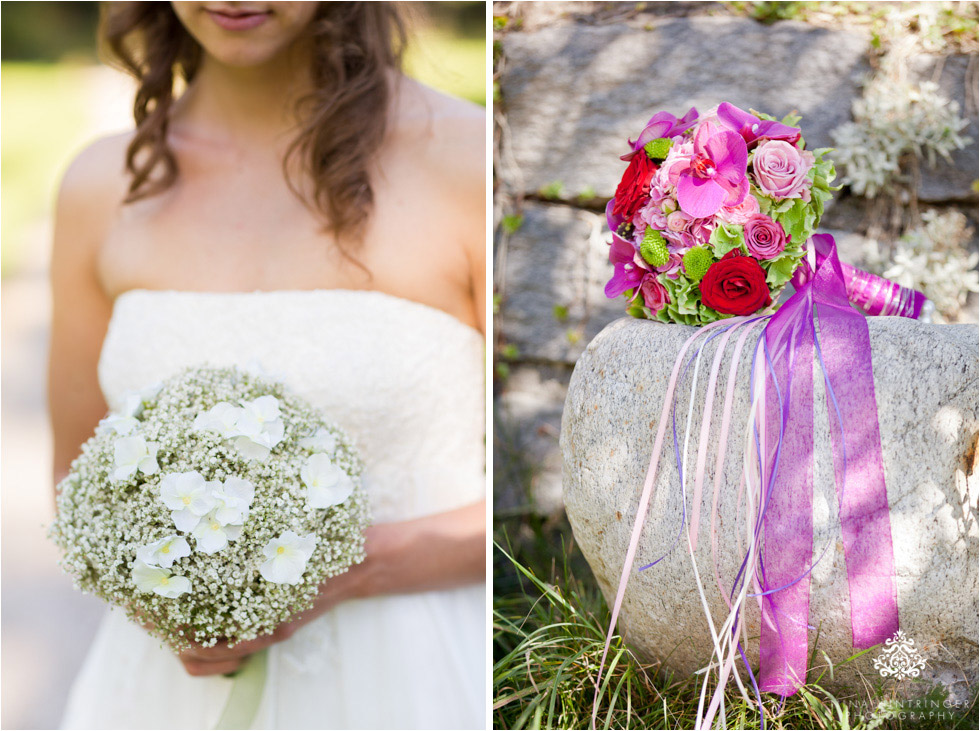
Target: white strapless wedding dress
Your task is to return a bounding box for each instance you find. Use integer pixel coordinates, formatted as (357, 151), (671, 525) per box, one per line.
(60, 289), (486, 730)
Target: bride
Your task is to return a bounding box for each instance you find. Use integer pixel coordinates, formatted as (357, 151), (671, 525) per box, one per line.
(48, 2), (486, 728)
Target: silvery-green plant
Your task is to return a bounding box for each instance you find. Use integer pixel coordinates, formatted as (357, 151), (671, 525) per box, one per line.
(863, 209), (978, 322)
(832, 3), (971, 197)
(50, 366), (369, 651)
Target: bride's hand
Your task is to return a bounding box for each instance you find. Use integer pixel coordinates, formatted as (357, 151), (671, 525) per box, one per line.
(174, 501), (485, 677)
(176, 570), (358, 677)
(178, 623), (297, 677)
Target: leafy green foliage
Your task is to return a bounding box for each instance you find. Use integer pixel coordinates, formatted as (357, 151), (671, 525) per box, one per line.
(501, 213), (525, 234)
(709, 222), (746, 258)
(539, 181), (566, 200)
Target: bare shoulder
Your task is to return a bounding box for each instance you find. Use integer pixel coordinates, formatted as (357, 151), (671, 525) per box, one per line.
(53, 132), (132, 267)
(391, 77), (485, 181)
(56, 132), (131, 227)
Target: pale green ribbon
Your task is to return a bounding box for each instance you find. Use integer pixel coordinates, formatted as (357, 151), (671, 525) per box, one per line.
(214, 649), (268, 730)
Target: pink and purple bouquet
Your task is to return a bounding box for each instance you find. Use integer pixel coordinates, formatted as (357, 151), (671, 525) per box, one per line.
(605, 103), (838, 325)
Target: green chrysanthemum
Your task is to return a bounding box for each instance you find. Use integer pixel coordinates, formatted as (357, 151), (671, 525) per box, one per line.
(640, 228), (669, 267)
(683, 246), (714, 282)
(644, 137), (672, 160)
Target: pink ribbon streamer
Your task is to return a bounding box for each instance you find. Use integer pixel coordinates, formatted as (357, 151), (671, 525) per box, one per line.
(758, 233), (902, 693)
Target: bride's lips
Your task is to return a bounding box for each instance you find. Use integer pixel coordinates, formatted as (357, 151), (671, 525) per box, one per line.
(204, 6), (272, 31)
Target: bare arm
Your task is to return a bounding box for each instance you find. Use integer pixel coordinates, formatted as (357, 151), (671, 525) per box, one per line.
(48, 138), (126, 493)
(181, 109), (488, 676)
(180, 501), (486, 675)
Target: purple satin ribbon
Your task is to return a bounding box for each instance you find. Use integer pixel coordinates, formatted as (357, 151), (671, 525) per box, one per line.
(758, 233), (903, 695)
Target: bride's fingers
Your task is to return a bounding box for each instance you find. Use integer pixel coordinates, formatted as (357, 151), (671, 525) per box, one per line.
(180, 635), (277, 662)
(181, 624), (296, 661)
(179, 656), (244, 677)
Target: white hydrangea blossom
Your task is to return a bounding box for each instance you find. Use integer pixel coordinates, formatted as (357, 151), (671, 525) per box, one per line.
(159, 471), (215, 532)
(299, 428), (338, 454)
(51, 366), (368, 652)
(112, 436), (160, 482)
(301, 453), (355, 509)
(132, 560), (192, 598)
(259, 531), (318, 585)
(193, 395), (286, 462)
(99, 413), (139, 436)
(136, 535), (191, 569)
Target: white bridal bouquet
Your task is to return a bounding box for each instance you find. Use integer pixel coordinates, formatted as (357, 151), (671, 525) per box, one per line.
(50, 366), (369, 651)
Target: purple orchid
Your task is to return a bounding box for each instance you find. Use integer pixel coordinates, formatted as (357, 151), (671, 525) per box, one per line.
(675, 123), (748, 218)
(605, 234), (647, 298)
(717, 102), (801, 146)
(621, 107), (698, 161)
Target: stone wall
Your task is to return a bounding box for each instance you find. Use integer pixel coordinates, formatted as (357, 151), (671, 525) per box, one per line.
(493, 1), (980, 515)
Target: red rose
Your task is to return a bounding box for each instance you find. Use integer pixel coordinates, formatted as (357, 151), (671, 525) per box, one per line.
(699, 250), (773, 315)
(612, 153), (655, 220)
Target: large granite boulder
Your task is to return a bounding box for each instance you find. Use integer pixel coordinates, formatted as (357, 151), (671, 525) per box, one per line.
(561, 317), (979, 698)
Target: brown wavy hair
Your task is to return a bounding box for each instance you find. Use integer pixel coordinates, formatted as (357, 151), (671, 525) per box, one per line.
(99, 2), (408, 245)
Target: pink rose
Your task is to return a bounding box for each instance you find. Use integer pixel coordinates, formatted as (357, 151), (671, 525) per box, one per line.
(717, 194), (760, 225)
(638, 272), (670, 314)
(752, 140), (814, 200)
(743, 214), (788, 260)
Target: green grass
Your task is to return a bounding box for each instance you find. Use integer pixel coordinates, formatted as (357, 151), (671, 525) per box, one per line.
(494, 514), (979, 730)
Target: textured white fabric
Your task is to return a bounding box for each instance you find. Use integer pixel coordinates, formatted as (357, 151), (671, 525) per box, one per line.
(61, 289), (486, 730)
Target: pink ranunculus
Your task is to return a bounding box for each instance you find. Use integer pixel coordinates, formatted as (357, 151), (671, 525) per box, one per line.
(743, 214), (788, 260)
(660, 209), (715, 249)
(717, 194), (760, 225)
(752, 140), (815, 200)
(661, 251), (684, 279)
(637, 272), (670, 314)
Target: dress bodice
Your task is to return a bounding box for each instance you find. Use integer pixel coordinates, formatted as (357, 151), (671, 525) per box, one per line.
(98, 289), (486, 522)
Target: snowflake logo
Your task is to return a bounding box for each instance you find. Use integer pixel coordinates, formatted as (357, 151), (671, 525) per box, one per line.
(872, 630), (926, 680)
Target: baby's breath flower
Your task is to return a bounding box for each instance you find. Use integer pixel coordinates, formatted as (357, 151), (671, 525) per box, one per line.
(50, 366), (368, 652)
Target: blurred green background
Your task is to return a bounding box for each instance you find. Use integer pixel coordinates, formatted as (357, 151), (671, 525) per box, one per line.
(0, 0), (486, 278)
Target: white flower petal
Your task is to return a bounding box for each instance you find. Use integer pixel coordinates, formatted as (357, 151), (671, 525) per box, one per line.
(301, 454), (355, 509)
(259, 553), (307, 585)
(132, 560), (168, 593)
(137, 535), (191, 568)
(192, 515), (231, 554)
(172, 508), (204, 533)
(232, 436), (271, 462)
(100, 414), (139, 435)
(114, 435), (146, 464)
(248, 395), (280, 421)
(112, 464), (137, 482)
(299, 428), (338, 453)
(156, 574), (191, 598)
(222, 477), (255, 507)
